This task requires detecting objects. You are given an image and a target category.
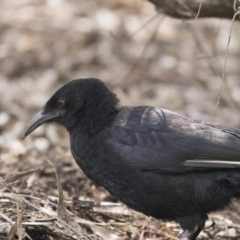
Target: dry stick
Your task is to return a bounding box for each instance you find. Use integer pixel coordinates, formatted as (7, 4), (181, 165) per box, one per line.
(4, 167), (42, 184)
(234, 0), (237, 11)
(174, 0), (196, 17)
(48, 160), (69, 222)
(213, 8), (240, 114)
(233, 0), (240, 11)
(191, 0), (203, 27)
(139, 217), (151, 240)
(48, 160), (126, 238)
(16, 202), (22, 240)
(185, 0), (240, 115)
(17, 194), (128, 226)
(17, 194), (127, 227)
(47, 160), (90, 238)
(0, 212), (13, 223)
(19, 195), (91, 240)
(110, 13), (159, 42)
(3, 179), (91, 240)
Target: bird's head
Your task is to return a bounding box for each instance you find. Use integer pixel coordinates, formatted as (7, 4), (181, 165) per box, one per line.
(23, 78), (120, 138)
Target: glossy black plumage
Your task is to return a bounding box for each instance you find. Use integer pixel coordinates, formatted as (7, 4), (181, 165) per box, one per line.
(23, 78), (240, 240)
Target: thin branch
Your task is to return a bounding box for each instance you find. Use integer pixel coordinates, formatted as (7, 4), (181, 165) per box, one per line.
(233, 0), (239, 11)
(191, 0), (203, 27)
(213, 7), (240, 113)
(110, 13), (159, 42)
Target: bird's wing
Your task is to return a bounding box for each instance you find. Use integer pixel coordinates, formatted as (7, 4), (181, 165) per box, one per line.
(107, 106), (240, 173)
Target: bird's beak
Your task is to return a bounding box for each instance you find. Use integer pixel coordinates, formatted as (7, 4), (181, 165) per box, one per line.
(23, 110), (60, 139)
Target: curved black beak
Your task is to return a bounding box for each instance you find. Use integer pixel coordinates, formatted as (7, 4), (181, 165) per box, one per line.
(23, 110), (60, 139)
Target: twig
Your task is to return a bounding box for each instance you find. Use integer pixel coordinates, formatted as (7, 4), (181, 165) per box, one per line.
(233, 0), (240, 11)
(110, 13), (159, 42)
(191, 0), (203, 27)
(0, 212), (13, 223)
(213, 5), (240, 113)
(139, 217), (151, 240)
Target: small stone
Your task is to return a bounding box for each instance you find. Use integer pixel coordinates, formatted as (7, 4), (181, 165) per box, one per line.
(216, 228), (237, 237)
(199, 231), (208, 238)
(0, 112), (10, 127)
(11, 140), (26, 155)
(227, 228), (237, 237)
(34, 138), (49, 152)
(216, 231), (225, 236)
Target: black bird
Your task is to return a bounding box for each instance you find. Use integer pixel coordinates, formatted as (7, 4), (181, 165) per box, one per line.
(23, 78), (240, 240)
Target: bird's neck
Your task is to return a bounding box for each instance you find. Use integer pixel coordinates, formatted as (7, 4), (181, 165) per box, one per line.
(69, 96), (121, 138)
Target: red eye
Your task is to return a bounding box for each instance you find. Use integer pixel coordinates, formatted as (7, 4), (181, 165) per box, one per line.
(58, 98), (66, 108)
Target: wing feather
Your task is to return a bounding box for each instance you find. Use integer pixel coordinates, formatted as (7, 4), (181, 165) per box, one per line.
(108, 106), (240, 173)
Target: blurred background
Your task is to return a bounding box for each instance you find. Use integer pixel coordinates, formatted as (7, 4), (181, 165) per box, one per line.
(1, 0), (240, 239)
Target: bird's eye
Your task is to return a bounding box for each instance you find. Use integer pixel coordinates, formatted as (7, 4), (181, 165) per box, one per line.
(58, 98), (66, 108)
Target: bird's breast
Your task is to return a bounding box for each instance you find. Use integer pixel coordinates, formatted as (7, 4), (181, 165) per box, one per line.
(70, 132), (145, 203)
